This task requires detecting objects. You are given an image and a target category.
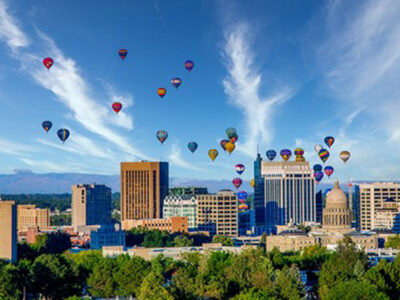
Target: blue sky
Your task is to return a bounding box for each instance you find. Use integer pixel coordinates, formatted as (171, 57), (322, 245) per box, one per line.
(0, 0), (400, 183)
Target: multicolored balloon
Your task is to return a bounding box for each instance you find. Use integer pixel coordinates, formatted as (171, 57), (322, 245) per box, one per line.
(42, 121), (52, 133)
(156, 130), (168, 144)
(57, 129), (70, 143)
(171, 78), (182, 89)
(340, 151), (351, 163)
(232, 177), (243, 189)
(313, 164), (323, 172)
(225, 142), (235, 154)
(314, 144), (323, 153)
(185, 60), (194, 72)
(118, 49), (128, 60)
(313, 171), (324, 183)
(157, 88), (167, 98)
(324, 166), (334, 178)
(324, 136), (335, 148)
(238, 191), (248, 200)
(112, 102), (122, 114)
(318, 148), (330, 163)
(250, 179), (255, 188)
(187, 142), (198, 153)
(220, 140), (229, 151)
(230, 135), (238, 144)
(43, 57), (54, 69)
(235, 164), (245, 175)
(225, 127), (237, 139)
(294, 148), (304, 156)
(208, 149), (218, 161)
(266, 150), (277, 161)
(280, 149), (292, 161)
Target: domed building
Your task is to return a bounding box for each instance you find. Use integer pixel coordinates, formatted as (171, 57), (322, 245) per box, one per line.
(322, 181), (352, 232)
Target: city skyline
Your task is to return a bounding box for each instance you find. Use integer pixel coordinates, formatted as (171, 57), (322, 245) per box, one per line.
(1, 0), (400, 184)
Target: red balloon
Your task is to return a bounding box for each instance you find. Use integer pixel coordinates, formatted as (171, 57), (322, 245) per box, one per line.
(232, 177), (243, 189)
(112, 102), (122, 114)
(43, 57), (54, 69)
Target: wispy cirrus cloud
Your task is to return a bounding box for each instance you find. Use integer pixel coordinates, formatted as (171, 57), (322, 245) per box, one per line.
(168, 142), (204, 172)
(222, 23), (293, 157)
(0, 136), (37, 156)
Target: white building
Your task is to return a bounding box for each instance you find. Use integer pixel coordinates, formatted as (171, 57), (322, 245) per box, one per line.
(373, 199), (400, 232)
(163, 195), (197, 229)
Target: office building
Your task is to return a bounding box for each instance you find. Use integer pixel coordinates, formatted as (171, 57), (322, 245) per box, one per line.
(169, 187), (208, 196)
(90, 224), (126, 250)
(0, 201), (17, 262)
(258, 150), (316, 233)
(357, 182), (400, 231)
(123, 216), (188, 233)
(316, 190), (323, 224)
(72, 184), (112, 232)
(163, 195), (197, 229)
(373, 199), (400, 232)
(352, 184), (361, 229)
(120, 162), (169, 230)
(17, 205), (50, 231)
(253, 153), (265, 234)
(197, 190), (238, 237)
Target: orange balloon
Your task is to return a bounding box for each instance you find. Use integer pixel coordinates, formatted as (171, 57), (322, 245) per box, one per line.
(208, 149), (218, 161)
(250, 179), (255, 188)
(225, 142), (235, 154)
(158, 88), (166, 98)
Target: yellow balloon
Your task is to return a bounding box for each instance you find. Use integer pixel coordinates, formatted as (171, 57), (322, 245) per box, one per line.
(225, 142), (235, 154)
(208, 149), (219, 161)
(250, 179), (255, 188)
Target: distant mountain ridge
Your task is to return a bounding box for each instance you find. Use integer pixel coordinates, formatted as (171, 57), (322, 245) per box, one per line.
(0, 169), (388, 194)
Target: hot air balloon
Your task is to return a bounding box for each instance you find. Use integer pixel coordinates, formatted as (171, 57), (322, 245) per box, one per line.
(318, 149), (330, 163)
(324, 166), (334, 178)
(313, 164), (323, 172)
(112, 102), (122, 114)
(171, 78), (182, 89)
(294, 148), (304, 156)
(57, 129), (70, 143)
(324, 136), (335, 148)
(185, 60), (194, 72)
(156, 130), (168, 144)
(232, 178), (242, 189)
(220, 140), (229, 151)
(225, 127), (237, 139)
(314, 144), (323, 153)
(235, 164), (245, 175)
(208, 149), (218, 161)
(238, 191), (248, 200)
(313, 171), (324, 183)
(230, 135), (238, 144)
(187, 142), (198, 153)
(340, 151), (351, 163)
(250, 179), (255, 188)
(42, 121), (52, 133)
(225, 142), (235, 154)
(280, 149), (292, 161)
(266, 150), (277, 161)
(119, 49), (128, 60)
(43, 57), (54, 69)
(157, 88), (167, 98)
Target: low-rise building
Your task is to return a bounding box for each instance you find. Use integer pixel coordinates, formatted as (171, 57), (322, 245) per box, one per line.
(373, 199), (400, 232)
(122, 216), (188, 233)
(17, 205), (50, 231)
(163, 195), (197, 229)
(90, 224), (125, 250)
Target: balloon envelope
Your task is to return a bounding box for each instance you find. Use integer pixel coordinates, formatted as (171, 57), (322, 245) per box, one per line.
(185, 60), (194, 72)
(318, 149), (330, 163)
(119, 49), (128, 60)
(171, 77), (182, 89)
(324, 136), (335, 148)
(280, 149), (292, 161)
(250, 179), (255, 188)
(187, 142), (198, 153)
(208, 149), (218, 161)
(340, 151), (351, 163)
(294, 148), (304, 156)
(313, 171), (324, 183)
(324, 166), (334, 178)
(57, 129), (70, 143)
(225, 127), (237, 139)
(42, 121), (52, 133)
(232, 178), (243, 189)
(157, 88), (167, 98)
(112, 102), (122, 113)
(266, 150), (277, 161)
(156, 130), (168, 144)
(230, 135), (238, 144)
(313, 164), (323, 172)
(238, 191), (248, 200)
(225, 142), (235, 154)
(235, 164), (245, 175)
(220, 140), (229, 151)
(314, 144), (323, 153)
(43, 57), (54, 69)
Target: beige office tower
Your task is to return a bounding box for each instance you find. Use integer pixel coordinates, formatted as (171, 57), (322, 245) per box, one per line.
(197, 190), (238, 237)
(17, 205), (50, 231)
(358, 182), (400, 230)
(72, 184), (112, 232)
(120, 162), (169, 230)
(0, 201), (17, 262)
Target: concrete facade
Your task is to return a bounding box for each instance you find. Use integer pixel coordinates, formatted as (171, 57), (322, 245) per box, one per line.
(17, 204), (50, 231)
(163, 195), (197, 229)
(0, 201), (17, 262)
(122, 216), (188, 233)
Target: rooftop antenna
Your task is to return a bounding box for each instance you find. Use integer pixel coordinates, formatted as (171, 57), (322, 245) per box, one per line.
(257, 144), (259, 154)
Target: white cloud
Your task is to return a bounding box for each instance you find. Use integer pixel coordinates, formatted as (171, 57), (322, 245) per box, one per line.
(0, 136), (37, 156)
(168, 142), (204, 172)
(222, 23), (293, 157)
(19, 158), (83, 173)
(0, 0), (29, 51)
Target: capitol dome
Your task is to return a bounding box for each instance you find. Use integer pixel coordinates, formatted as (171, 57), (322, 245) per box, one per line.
(325, 181), (348, 207)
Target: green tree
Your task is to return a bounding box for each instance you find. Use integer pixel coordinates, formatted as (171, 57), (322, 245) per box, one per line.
(385, 235), (400, 249)
(67, 250), (103, 287)
(87, 257), (118, 298)
(138, 271), (174, 300)
(212, 235), (234, 246)
(232, 288), (276, 300)
(142, 230), (173, 248)
(173, 235), (194, 247)
(324, 279), (389, 300)
(0, 262), (21, 299)
(15, 259), (33, 300)
(274, 264), (305, 300)
(33, 231), (71, 254)
(31, 254), (81, 300)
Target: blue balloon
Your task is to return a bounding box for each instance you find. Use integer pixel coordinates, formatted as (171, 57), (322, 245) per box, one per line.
(238, 191), (248, 200)
(42, 121), (52, 133)
(266, 149), (276, 161)
(313, 164), (323, 172)
(187, 141), (198, 153)
(57, 129), (70, 143)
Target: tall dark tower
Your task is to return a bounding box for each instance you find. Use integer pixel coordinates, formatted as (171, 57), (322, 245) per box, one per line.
(254, 152), (265, 234)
